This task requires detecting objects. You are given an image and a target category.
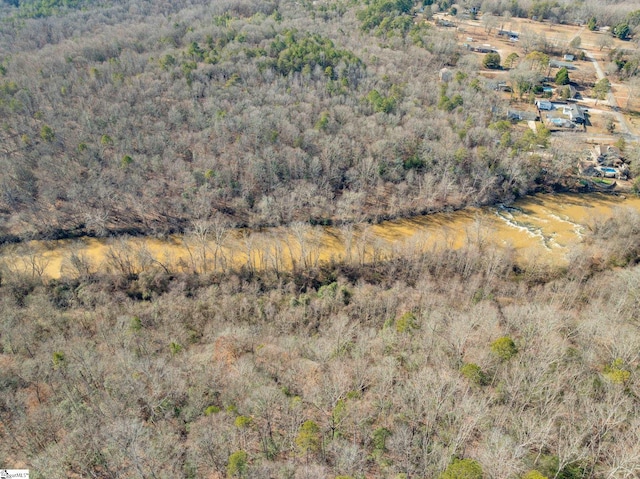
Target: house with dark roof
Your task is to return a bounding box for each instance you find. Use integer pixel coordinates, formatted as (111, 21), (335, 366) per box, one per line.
(563, 104), (585, 124)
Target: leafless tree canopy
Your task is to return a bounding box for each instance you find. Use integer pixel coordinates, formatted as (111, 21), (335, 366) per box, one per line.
(0, 0), (575, 241)
(1, 217), (640, 477)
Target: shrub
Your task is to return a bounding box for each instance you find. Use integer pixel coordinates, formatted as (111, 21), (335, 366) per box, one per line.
(490, 336), (518, 361)
(523, 471), (548, 479)
(395, 312), (418, 333)
(440, 458), (483, 479)
(569, 36), (581, 49)
(227, 450), (248, 478)
(317, 281), (338, 298)
(121, 155), (133, 168)
(204, 405), (221, 416)
(555, 67), (570, 85)
(170, 341), (183, 355)
(460, 363), (489, 385)
(295, 420), (321, 456)
(593, 78), (610, 99)
(603, 358), (631, 384)
(235, 415), (253, 428)
(504, 52), (519, 68)
(613, 22), (631, 40)
(52, 351), (65, 369)
(40, 125), (55, 142)
(372, 427), (391, 453)
(129, 316), (142, 332)
(315, 111), (330, 130)
(367, 89), (397, 113)
(533, 454), (587, 479)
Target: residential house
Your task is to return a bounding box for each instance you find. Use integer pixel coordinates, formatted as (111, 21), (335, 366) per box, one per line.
(536, 100), (553, 110)
(550, 60), (577, 70)
(563, 104), (585, 124)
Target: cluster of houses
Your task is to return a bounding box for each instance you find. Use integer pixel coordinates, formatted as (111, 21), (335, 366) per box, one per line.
(431, 11), (635, 189)
(535, 100), (586, 128)
(504, 101), (587, 128)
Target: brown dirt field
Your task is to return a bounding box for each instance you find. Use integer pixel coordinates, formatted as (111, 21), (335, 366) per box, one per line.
(609, 82), (638, 110)
(474, 16), (631, 52)
(450, 18), (599, 78)
(585, 112), (619, 135)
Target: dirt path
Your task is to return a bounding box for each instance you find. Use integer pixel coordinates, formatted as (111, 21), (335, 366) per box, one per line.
(586, 51), (639, 140)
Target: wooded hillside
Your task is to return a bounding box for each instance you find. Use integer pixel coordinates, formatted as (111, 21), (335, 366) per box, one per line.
(0, 0), (561, 240)
(1, 212), (640, 478)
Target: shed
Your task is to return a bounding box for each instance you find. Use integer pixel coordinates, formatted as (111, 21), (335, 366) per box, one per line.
(437, 19), (456, 27)
(508, 109), (539, 121)
(439, 68), (453, 82)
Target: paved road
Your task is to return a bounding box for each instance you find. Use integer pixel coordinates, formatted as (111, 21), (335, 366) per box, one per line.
(586, 51), (639, 141)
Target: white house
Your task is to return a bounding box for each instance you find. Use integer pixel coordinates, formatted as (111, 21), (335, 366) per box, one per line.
(536, 100), (553, 110)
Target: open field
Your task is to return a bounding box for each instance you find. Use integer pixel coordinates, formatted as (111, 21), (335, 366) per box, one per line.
(452, 14), (634, 52)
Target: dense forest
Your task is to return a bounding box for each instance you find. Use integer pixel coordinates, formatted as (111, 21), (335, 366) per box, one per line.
(1, 207), (640, 478)
(0, 0), (578, 241)
(2, 0), (640, 241)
